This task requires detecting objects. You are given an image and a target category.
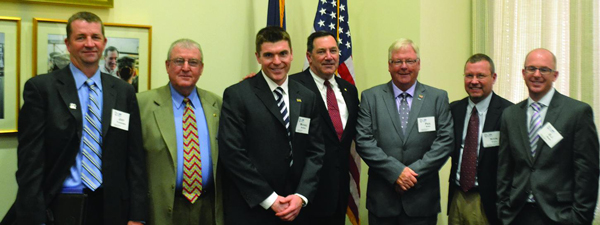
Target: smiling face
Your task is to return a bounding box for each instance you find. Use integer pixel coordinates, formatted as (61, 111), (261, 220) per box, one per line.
(256, 40), (293, 85)
(388, 47), (420, 91)
(522, 49), (558, 101)
(166, 45), (204, 97)
(464, 60), (496, 103)
(65, 20), (106, 71)
(104, 50), (118, 71)
(307, 35), (339, 80)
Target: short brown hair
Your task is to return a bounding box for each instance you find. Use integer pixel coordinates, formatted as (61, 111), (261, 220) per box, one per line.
(255, 26), (291, 54)
(66, 11), (105, 39)
(465, 53), (495, 74)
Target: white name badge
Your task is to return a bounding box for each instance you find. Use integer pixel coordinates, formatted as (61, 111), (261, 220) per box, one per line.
(295, 117), (311, 134)
(482, 131), (500, 148)
(417, 116), (436, 132)
(111, 109), (130, 131)
(538, 123), (563, 148)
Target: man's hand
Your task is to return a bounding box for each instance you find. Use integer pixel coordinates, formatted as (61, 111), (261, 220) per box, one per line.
(270, 195), (289, 214)
(127, 221), (144, 225)
(394, 183), (404, 195)
(241, 72), (257, 81)
(275, 195), (303, 221)
(396, 167), (418, 191)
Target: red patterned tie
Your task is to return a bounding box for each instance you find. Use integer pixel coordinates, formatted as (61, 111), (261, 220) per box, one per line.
(182, 98), (202, 203)
(325, 80), (344, 140)
(459, 106), (479, 192)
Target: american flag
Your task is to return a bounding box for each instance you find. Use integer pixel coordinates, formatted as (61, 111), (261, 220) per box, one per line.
(267, 0), (286, 29)
(309, 0), (360, 224)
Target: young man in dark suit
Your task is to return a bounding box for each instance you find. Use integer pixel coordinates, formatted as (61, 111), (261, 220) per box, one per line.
(218, 26), (325, 225)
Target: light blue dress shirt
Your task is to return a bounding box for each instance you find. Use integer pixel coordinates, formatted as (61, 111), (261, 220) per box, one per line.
(170, 84), (213, 191)
(62, 63), (103, 193)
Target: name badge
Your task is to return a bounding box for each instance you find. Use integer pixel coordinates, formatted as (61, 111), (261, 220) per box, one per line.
(482, 131), (500, 148)
(417, 116), (436, 132)
(111, 109), (130, 131)
(295, 117), (311, 134)
(538, 123), (563, 148)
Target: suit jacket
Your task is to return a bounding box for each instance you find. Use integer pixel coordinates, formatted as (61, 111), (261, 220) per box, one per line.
(137, 84), (223, 225)
(497, 91), (599, 225)
(289, 70), (359, 217)
(218, 72), (325, 225)
(355, 81), (454, 217)
(448, 93), (512, 225)
(1, 66), (147, 225)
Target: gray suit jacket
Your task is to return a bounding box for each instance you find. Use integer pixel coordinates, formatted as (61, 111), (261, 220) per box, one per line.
(497, 91), (599, 225)
(137, 84), (223, 225)
(356, 81), (454, 217)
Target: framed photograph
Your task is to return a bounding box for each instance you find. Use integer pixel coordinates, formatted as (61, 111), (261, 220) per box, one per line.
(33, 18), (152, 93)
(0, 0), (113, 8)
(0, 16), (21, 134)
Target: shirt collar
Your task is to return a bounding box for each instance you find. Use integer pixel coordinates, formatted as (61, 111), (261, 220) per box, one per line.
(70, 63), (102, 91)
(262, 71), (289, 95)
(309, 69), (338, 90)
(392, 81), (417, 98)
(169, 83), (198, 109)
(527, 87), (555, 108)
(468, 92), (493, 114)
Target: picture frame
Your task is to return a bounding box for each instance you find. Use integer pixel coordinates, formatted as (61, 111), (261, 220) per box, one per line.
(0, 16), (21, 134)
(33, 18), (152, 93)
(0, 0), (113, 8)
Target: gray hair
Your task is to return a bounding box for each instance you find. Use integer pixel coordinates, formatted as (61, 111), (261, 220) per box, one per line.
(388, 38), (419, 60)
(166, 38), (203, 62)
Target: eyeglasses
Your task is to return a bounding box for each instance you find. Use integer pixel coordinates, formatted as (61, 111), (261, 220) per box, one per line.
(390, 59), (419, 66)
(524, 66), (554, 75)
(169, 58), (202, 67)
(464, 74), (490, 80)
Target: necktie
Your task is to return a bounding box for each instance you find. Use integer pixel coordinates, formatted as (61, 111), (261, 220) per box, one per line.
(529, 102), (543, 157)
(182, 98), (202, 203)
(325, 80), (344, 140)
(398, 93), (410, 134)
(82, 80), (102, 191)
(274, 87), (293, 165)
(460, 106), (479, 192)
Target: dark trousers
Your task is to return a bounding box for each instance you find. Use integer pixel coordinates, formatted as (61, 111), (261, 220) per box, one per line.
(48, 188), (104, 225)
(368, 210), (437, 225)
(510, 203), (559, 225)
(173, 189), (216, 225)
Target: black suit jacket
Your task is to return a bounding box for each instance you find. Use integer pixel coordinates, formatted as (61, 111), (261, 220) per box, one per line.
(218, 72), (325, 225)
(497, 91), (599, 224)
(448, 93), (512, 225)
(289, 70), (359, 217)
(1, 66), (147, 225)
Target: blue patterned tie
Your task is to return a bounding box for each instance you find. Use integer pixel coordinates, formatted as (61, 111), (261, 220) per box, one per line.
(274, 87), (292, 165)
(528, 102), (543, 157)
(82, 79), (102, 190)
(398, 93), (410, 134)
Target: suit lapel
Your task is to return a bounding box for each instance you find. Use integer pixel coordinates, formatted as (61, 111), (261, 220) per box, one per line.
(101, 74), (116, 137)
(336, 76), (357, 142)
(405, 82), (425, 140)
(251, 72), (287, 129)
(382, 82), (405, 141)
(288, 81), (302, 139)
(56, 67), (83, 134)
(153, 86), (178, 168)
(198, 87), (220, 174)
(516, 100), (535, 165)
(296, 71), (337, 136)
(479, 93), (501, 162)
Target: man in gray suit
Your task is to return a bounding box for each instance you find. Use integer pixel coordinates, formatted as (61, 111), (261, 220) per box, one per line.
(497, 48), (599, 225)
(356, 38), (454, 224)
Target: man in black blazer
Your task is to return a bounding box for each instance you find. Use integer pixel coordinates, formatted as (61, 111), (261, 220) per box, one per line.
(497, 48), (599, 225)
(1, 12), (146, 225)
(447, 54), (512, 225)
(289, 31), (359, 224)
(218, 26), (325, 224)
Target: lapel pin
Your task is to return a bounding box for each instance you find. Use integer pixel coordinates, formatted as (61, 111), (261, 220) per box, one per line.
(69, 103), (77, 109)
(213, 113), (217, 117)
(296, 98), (302, 102)
(418, 94), (423, 100)
(344, 88), (348, 92)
